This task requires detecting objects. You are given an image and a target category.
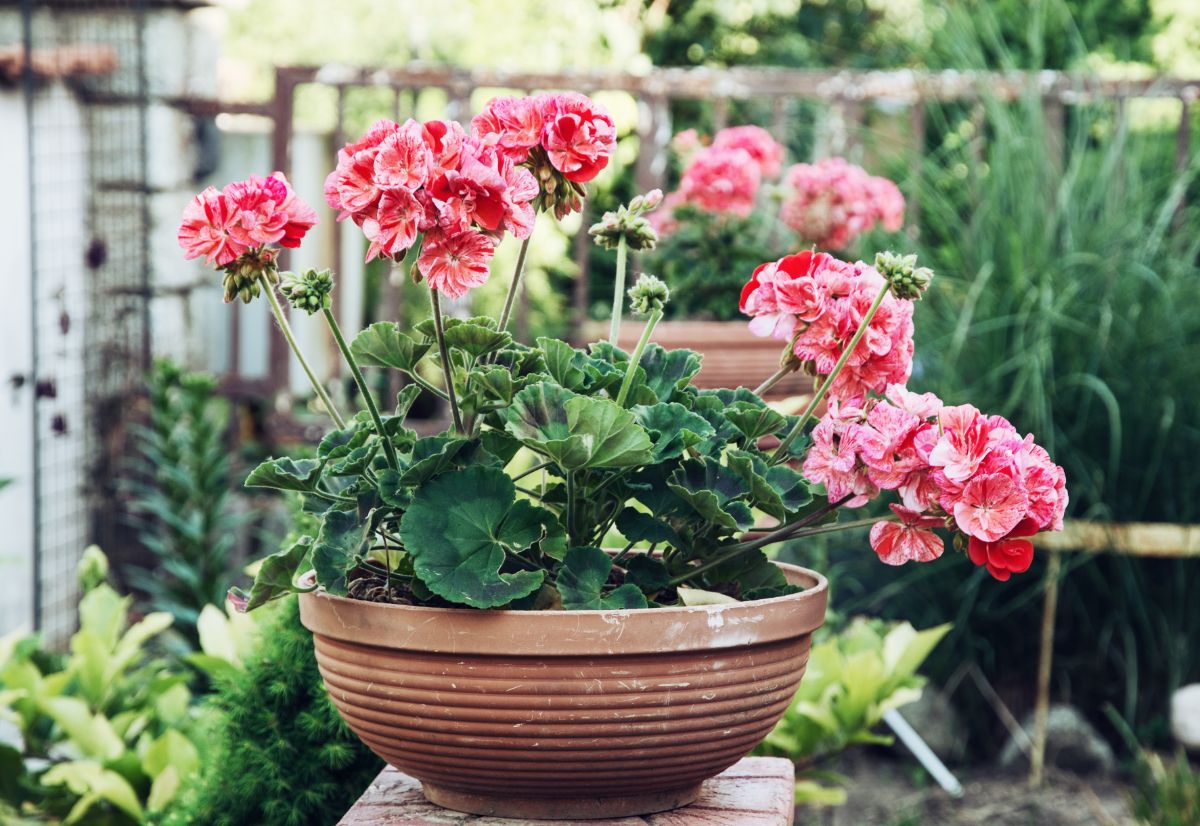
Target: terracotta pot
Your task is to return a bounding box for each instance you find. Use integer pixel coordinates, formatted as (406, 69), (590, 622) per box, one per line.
(298, 561), (827, 820)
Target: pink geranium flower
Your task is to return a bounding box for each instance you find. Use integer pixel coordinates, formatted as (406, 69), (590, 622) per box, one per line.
(373, 121), (434, 191)
(743, 251), (913, 402)
(928, 404), (993, 482)
(223, 172), (317, 249)
(363, 188), (423, 262)
(178, 186), (244, 266)
(539, 92), (616, 183)
(780, 157), (905, 250)
(418, 228), (495, 298)
(471, 96), (544, 163)
(677, 146), (761, 216)
(712, 125), (785, 179)
(953, 472), (1029, 542)
(870, 505), (945, 566)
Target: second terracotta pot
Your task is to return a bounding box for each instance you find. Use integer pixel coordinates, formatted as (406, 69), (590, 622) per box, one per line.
(298, 561), (827, 820)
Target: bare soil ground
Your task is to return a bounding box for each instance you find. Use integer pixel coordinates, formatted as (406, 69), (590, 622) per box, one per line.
(796, 750), (1135, 826)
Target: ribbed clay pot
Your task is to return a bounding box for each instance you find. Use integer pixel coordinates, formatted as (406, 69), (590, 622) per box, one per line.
(298, 561), (827, 820)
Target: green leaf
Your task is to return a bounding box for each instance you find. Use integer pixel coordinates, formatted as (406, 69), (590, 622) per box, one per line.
(502, 382), (653, 470)
(615, 508), (682, 547)
(394, 383), (423, 418)
(705, 548), (789, 594)
(631, 402), (715, 462)
(245, 457), (322, 493)
(688, 395), (743, 455)
(384, 436), (470, 491)
(557, 547), (648, 610)
(311, 510), (367, 595)
(243, 537), (313, 610)
(623, 554), (670, 593)
(727, 450), (814, 520)
(444, 322), (512, 358)
(725, 401), (787, 442)
(668, 458), (754, 529)
(637, 344), (702, 402)
(480, 429), (522, 465)
(350, 321), (432, 371)
(471, 365), (515, 405)
(537, 337), (588, 391)
(398, 466), (551, 608)
(42, 761), (144, 823)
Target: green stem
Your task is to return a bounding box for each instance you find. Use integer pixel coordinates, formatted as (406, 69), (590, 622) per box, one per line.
(322, 307), (398, 470)
(429, 288), (464, 434)
(615, 308), (662, 407)
(771, 281), (890, 463)
(608, 234), (628, 344)
(404, 373), (449, 401)
(565, 471), (577, 546)
(753, 361), (797, 397)
(496, 234), (533, 334)
(260, 274), (346, 429)
(668, 495), (853, 587)
(513, 461), (554, 482)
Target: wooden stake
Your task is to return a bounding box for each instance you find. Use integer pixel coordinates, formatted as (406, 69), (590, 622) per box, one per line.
(1030, 550), (1062, 788)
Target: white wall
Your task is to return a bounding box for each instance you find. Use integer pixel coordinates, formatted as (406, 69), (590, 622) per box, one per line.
(0, 89), (35, 637)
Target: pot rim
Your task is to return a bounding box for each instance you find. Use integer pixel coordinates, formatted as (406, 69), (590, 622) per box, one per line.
(298, 560), (828, 656)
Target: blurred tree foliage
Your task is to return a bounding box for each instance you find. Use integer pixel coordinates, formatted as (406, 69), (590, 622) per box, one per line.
(637, 0), (1158, 71)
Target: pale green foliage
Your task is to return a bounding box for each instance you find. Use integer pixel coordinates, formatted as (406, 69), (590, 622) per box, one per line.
(759, 618), (950, 763)
(0, 549), (202, 824)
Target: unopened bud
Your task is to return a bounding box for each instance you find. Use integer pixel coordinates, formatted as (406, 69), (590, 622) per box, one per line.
(280, 268), (335, 315)
(641, 188), (664, 211)
(875, 250), (933, 301)
(627, 273), (670, 315)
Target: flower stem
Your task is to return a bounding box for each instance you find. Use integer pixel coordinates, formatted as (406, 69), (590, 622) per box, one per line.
(259, 273), (346, 429)
(565, 471), (578, 546)
(615, 308), (662, 407)
(496, 234), (533, 334)
(753, 361), (797, 397)
(429, 287), (464, 434)
(322, 307), (399, 470)
(608, 234), (628, 344)
(770, 281), (890, 464)
(667, 495), (853, 587)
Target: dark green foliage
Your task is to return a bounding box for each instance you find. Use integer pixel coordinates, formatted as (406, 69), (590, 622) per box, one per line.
(645, 207), (791, 321)
(125, 360), (241, 645)
(165, 597), (381, 826)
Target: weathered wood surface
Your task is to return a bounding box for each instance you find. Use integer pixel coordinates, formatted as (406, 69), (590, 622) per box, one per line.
(1032, 520), (1200, 557)
(339, 757), (796, 826)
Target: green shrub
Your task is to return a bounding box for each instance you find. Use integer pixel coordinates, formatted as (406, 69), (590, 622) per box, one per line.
(125, 360), (242, 645)
(165, 596), (380, 826)
(0, 547), (200, 824)
(756, 618), (949, 803)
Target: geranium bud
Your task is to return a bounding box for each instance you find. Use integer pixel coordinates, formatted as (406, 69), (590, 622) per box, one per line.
(280, 268), (335, 315)
(627, 273), (670, 315)
(641, 188), (664, 211)
(875, 250), (933, 301)
(588, 192), (662, 252)
(628, 194), (644, 213)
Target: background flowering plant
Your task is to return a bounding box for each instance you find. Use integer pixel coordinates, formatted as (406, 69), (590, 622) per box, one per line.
(178, 91), (1066, 613)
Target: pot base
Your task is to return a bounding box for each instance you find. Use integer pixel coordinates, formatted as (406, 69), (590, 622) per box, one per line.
(421, 781), (702, 820)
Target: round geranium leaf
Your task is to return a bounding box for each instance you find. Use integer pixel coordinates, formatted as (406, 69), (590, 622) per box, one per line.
(399, 466), (552, 608)
(557, 546), (648, 610)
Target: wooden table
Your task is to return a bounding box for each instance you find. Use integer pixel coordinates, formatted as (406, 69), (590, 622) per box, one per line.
(338, 757), (796, 825)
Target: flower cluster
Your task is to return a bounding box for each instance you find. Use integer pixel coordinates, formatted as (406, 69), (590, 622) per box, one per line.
(652, 125), (786, 233)
(472, 92), (617, 219)
(321, 93), (614, 299)
(780, 157), (905, 251)
(739, 250), (915, 400)
(177, 173), (317, 302)
(323, 117), (536, 298)
(802, 386), (1068, 581)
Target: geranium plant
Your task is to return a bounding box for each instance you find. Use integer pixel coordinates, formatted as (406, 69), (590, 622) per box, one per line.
(178, 91), (1067, 614)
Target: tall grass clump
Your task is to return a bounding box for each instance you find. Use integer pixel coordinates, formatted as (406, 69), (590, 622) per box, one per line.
(829, 1), (1200, 748)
